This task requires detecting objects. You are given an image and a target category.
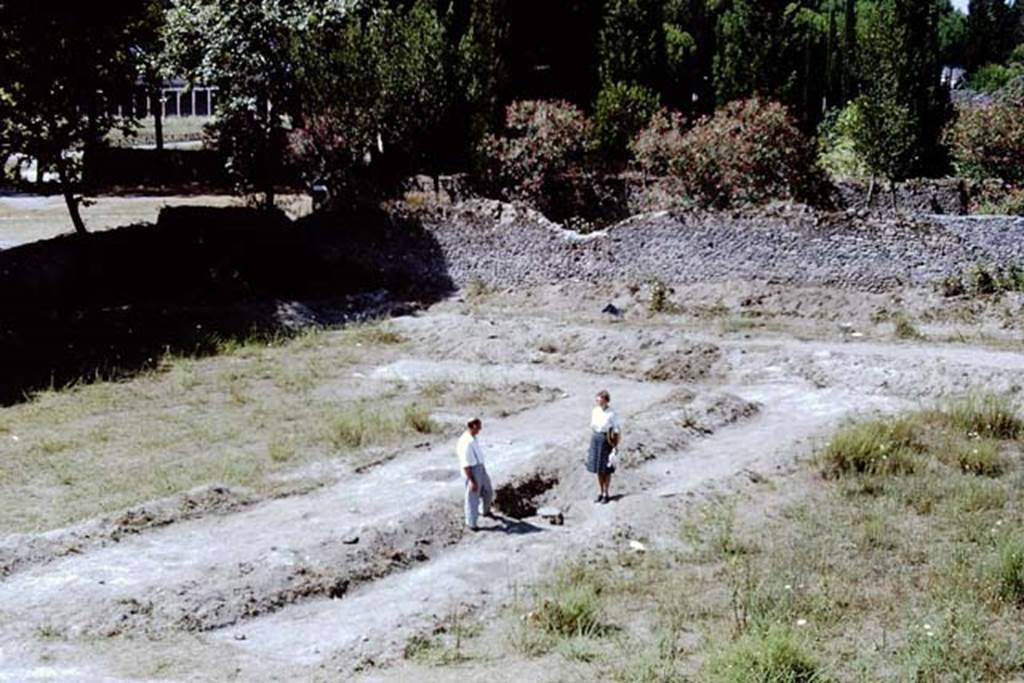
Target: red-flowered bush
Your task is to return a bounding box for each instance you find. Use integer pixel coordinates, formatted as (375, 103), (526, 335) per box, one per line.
(477, 100), (590, 203)
(630, 109), (688, 176)
(946, 86), (1024, 186)
(661, 97), (823, 208)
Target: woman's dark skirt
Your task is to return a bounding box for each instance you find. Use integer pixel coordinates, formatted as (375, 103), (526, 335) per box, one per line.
(586, 431), (613, 474)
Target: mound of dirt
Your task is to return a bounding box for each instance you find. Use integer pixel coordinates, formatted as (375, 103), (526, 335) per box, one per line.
(642, 343), (723, 383)
(0, 484), (257, 578)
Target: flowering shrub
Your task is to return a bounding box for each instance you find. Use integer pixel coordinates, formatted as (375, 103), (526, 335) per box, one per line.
(590, 81), (661, 163)
(631, 109), (688, 176)
(477, 100), (589, 203)
(946, 87), (1024, 186)
(662, 97), (822, 207)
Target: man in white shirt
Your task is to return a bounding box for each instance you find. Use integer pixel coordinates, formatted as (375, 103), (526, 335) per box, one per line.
(456, 418), (494, 531)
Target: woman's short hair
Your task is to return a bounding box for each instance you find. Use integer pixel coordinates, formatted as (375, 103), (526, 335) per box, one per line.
(596, 390), (610, 403)
(467, 418), (482, 429)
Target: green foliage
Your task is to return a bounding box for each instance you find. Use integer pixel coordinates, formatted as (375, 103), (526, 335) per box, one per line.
(164, 0), (309, 207)
(477, 99), (589, 203)
(456, 0), (508, 146)
(590, 81), (661, 163)
(892, 312), (922, 340)
(527, 563), (608, 638)
(821, 416), (924, 477)
(702, 626), (823, 683)
(940, 393), (1022, 440)
(968, 63), (1024, 93)
(0, 1), (156, 232)
(856, 0), (951, 177)
(668, 97), (824, 207)
(631, 109), (688, 176)
(817, 103), (871, 180)
(993, 535), (1024, 606)
(946, 88), (1024, 185)
(846, 92), (918, 184)
(288, 1), (448, 206)
(938, 5), (969, 66)
(598, 0), (664, 89)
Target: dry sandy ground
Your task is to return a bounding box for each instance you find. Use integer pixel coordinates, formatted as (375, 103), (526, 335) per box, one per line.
(0, 194), (312, 250)
(1, 284), (1023, 681)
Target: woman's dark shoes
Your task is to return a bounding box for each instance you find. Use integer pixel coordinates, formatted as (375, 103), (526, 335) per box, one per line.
(600, 494), (610, 504)
(594, 495), (603, 503)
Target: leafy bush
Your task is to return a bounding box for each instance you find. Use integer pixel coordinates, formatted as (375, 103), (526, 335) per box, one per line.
(667, 97), (824, 208)
(817, 103), (871, 181)
(590, 81), (661, 163)
(631, 109), (687, 176)
(971, 184), (1024, 215)
(477, 99), (589, 204)
(946, 87), (1024, 185)
(967, 63), (1023, 93)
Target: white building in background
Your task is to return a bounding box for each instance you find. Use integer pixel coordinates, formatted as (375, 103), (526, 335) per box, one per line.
(114, 78), (219, 119)
(941, 66), (967, 90)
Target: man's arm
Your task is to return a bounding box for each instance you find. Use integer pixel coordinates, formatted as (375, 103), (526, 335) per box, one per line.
(463, 466), (478, 491)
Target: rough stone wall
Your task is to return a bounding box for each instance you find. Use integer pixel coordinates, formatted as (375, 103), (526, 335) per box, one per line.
(412, 200), (1024, 292)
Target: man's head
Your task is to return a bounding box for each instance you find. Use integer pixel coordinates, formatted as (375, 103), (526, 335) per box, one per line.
(467, 418), (482, 436)
(594, 390), (610, 408)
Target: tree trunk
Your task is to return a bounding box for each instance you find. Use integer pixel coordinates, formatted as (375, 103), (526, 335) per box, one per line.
(259, 93), (274, 210)
(56, 156), (87, 234)
(890, 179), (898, 214)
(151, 89), (164, 152)
(866, 176), (876, 208)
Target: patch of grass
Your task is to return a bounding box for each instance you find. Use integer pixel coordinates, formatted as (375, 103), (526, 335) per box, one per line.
(951, 438), (1005, 476)
(941, 263), (1024, 298)
(992, 535), (1024, 607)
(892, 311), (922, 340)
(514, 562), (611, 657)
(820, 416), (923, 477)
(939, 393), (1022, 440)
(403, 404), (438, 434)
(702, 626), (823, 682)
(267, 435), (297, 464)
(403, 611), (472, 666)
(464, 275), (493, 301)
(34, 624), (64, 640)
(647, 278), (674, 314)
(340, 322), (405, 346)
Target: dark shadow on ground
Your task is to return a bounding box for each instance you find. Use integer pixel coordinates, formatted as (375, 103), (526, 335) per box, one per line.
(0, 205), (454, 405)
(477, 513), (545, 535)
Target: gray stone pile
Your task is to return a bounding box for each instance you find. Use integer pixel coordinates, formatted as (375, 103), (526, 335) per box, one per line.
(410, 200), (1024, 292)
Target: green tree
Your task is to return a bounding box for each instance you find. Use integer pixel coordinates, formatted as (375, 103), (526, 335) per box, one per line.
(599, 0), (664, 89)
(847, 92), (917, 206)
(590, 81), (661, 162)
(937, 1), (968, 66)
(967, 0), (1020, 70)
(0, 1), (150, 233)
(857, 0), (951, 176)
(456, 0), (509, 148)
(163, 0), (310, 209)
(290, 1), (449, 200)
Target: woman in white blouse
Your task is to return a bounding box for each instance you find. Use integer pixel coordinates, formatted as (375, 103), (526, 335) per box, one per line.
(586, 389), (621, 504)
